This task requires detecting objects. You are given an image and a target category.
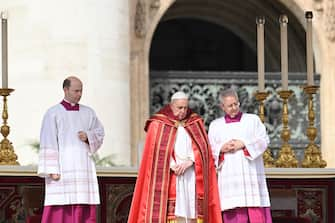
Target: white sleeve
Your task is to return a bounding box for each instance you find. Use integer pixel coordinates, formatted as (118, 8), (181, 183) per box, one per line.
(243, 116), (269, 160)
(86, 112), (105, 154)
(208, 122), (223, 167)
(37, 110), (60, 178)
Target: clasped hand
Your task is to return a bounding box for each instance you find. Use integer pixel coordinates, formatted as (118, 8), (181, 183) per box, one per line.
(220, 139), (245, 153)
(49, 173), (60, 181)
(78, 131), (88, 142)
(171, 160), (194, 176)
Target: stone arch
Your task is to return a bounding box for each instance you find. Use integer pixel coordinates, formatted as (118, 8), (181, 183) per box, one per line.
(130, 0), (325, 165)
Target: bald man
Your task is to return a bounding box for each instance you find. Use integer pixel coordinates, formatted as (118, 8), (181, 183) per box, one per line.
(38, 76), (105, 223)
(128, 91), (222, 223)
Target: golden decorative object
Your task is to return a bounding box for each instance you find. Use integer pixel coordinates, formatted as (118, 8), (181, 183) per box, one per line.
(0, 88), (19, 165)
(275, 90), (298, 168)
(255, 91), (275, 167)
(301, 85), (326, 168)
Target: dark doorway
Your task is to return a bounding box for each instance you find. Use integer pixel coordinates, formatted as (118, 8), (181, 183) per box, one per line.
(150, 18), (256, 71)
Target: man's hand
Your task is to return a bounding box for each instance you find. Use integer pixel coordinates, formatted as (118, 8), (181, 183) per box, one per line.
(220, 139), (245, 153)
(49, 173), (60, 180)
(231, 139), (245, 152)
(78, 131), (88, 143)
(220, 141), (235, 153)
(172, 160), (194, 176)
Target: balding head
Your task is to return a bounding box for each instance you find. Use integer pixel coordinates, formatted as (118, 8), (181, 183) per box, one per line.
(63, 76), (82, 89)
(63, 76), (83, 104)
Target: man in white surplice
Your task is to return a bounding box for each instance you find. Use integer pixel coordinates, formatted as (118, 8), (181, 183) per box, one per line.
(37, 76), (104, 223)
(208, 88), (272, 223)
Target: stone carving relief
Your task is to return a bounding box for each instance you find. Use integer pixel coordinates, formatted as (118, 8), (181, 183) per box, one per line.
(135, 0), (146, 38)
(151, 0), (160, 9)
(313, 0), (335, 41)
(134, 0), (161, 38)
(313, 0), (324, 12)
(324, 0), (335, 41)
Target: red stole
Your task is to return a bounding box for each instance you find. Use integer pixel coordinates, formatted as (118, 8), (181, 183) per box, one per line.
(127, 105), (222, 223)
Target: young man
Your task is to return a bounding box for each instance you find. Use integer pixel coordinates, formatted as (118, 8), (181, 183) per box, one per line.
(38, 76), (104, 223)
(208, 88), (272, 223)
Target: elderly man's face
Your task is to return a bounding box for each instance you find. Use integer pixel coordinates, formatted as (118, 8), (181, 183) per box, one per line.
(170, 99), (188, 120)
(221, 95), (240, 118)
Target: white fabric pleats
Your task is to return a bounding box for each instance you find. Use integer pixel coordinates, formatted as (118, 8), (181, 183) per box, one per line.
(38, 104), (104, 206)
(170, 125), (196, 220)
(208, 113), (271, 211)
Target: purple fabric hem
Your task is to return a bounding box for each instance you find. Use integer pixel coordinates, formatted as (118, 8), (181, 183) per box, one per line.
(222, 207), (272, 223)
(41, 204), (97, 223)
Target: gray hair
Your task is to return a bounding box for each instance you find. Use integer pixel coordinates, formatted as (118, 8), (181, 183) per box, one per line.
(219, 88), (239, 104)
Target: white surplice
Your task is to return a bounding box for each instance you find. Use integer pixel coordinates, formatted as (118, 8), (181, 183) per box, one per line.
(170, 125), (196, 220)
(38, 103), (104, 205)
(208, 113), (270, 211)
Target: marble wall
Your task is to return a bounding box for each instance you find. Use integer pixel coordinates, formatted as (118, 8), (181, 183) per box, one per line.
(0, 0), (131, 166)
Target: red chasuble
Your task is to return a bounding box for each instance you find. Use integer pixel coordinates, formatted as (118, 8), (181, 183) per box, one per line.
(128, 105), (222, 223)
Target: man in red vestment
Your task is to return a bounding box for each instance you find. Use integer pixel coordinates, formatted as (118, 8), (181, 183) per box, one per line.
(128, 91), (222, 223)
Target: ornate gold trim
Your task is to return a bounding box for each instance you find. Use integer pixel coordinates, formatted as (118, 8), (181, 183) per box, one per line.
(0, 88), (19, 165)
(301, 85), (326, 168)
(275, 90), (298, 168)
(255, 91), (275, 168)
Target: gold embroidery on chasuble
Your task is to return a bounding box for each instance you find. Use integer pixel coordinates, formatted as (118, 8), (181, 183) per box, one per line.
(147, 120), (176, 222)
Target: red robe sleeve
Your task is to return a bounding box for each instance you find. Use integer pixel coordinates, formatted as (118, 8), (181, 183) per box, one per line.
(128, 121), (160, 223)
